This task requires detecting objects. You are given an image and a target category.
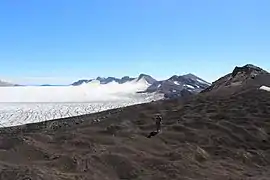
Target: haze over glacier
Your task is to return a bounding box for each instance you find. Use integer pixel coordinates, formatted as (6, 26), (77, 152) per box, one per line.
(0, 77), (152, 103)
(0, 73), (210, 127)
(0, 76), (163, 127)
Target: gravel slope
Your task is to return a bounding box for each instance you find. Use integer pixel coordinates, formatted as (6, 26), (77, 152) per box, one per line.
(0, 89), (270, 180)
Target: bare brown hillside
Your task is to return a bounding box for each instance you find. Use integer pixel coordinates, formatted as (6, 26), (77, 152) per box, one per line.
(0, 87), (270, 180)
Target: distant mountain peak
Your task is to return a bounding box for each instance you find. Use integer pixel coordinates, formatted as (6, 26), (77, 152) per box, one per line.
(168, 75), (179, 81)
(120, 76), (135, 83)
(244, 64), (264, 70)
(72, 75), (136, 86)
(232, 64), (268, 77)
(121, 76), (131, 80)
(137, 73), (151, 79)
(144, 73), (210, 97)
(202, 64), (270, 95)
(170, 73), (200, 80)
(70, 73), (210, 100)
(136, 74), (157, 84)
(71, 79), (92, 86)
(0, 80), (17, 87)
(182, 73), (200, 79)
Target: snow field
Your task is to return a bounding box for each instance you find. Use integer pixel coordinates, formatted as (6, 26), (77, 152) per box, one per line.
(0, 78), (150, 103)
(0, 78), (163, 127)
(0, 99), (155, 127)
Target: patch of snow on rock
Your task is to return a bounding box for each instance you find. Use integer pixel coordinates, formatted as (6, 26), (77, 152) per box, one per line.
(184, 84), (195, 89)
(259, 86), (270, 92)
(174, 81), (180, 85)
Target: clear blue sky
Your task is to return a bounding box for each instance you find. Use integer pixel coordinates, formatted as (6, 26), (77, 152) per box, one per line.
(0, 0), (270, 85)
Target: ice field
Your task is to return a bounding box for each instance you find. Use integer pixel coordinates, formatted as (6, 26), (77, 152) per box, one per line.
(0, 79), (163, 127)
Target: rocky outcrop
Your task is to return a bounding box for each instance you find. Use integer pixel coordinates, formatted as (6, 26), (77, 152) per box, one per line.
(202, 64), (270, 95)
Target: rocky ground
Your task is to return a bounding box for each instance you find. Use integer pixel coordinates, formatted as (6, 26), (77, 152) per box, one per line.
(0, 87), (269, 180)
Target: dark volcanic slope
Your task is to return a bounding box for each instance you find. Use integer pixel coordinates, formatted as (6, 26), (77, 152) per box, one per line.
(202, 64), (270, 95)
(0, 88), (270, 180)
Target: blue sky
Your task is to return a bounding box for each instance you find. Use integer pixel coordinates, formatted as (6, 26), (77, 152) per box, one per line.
(0, 0), (270, 85)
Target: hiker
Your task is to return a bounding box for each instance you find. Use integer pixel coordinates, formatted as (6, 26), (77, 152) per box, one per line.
(155, 114), (162, 132)
(147, 114), (163, 138)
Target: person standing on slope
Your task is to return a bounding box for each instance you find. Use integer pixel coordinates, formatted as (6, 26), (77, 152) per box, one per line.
(147, 114), (163, 138)
(147, 114), (162, 138)
(155, 114), (162, 132)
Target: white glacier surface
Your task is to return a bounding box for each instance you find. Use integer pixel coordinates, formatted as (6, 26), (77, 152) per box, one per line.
(0, 82), (163, 127)
(0, 79), (150, 103)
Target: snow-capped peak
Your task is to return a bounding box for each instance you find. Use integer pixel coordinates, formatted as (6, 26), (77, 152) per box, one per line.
(72, 76), (137, 86)
(71, 73), (210, 99)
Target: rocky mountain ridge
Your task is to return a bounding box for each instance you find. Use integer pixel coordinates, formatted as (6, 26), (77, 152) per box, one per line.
(202, 64), (270, 95)
(72, 73), (211, 98)
(71, 74), (156, 86)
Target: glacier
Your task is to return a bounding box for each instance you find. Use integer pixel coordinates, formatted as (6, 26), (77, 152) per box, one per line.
(0, 78), (151, 103)
(0, 79), (163, 127)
